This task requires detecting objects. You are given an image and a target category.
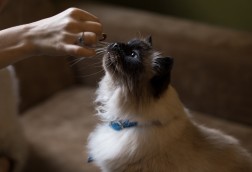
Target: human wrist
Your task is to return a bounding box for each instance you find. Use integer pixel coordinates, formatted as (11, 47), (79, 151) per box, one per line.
(0, 24), (38, 68)
(21, 23), (41, 57)
(1, 23), (40, 58)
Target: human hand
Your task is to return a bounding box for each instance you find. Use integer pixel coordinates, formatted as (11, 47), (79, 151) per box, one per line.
(25, 8), (103, 57)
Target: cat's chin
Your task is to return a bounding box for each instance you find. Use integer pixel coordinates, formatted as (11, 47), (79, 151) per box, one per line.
(103, 52), (118, 72)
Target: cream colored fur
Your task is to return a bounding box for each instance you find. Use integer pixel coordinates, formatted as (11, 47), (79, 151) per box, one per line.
(88, 74), (252, 172)
(0, 66), (27, 172)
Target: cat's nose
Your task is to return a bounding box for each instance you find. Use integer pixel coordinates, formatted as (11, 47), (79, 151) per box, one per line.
(108, 42), (124, 51)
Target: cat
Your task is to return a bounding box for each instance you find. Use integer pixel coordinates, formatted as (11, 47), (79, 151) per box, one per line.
(87, 36), (252, 172)
(0, 66), (27, 172)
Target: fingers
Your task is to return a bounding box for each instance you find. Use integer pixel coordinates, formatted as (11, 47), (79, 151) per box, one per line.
(39, 8), (103, 57)
(65, 7), (102, 35)
(63, 8), (103, 38)
(81, 21), (102, 36)
(66, 7), (100, 23)
(81, 32), (97, 46)
(67, 20), (102, 35)
(62, 8), (103, 57)
(63, 44), (96, 57)
(66, 32), (98, 46)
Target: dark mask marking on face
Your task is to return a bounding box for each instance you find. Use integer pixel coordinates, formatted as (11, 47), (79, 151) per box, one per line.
(103, 36), (173, 99)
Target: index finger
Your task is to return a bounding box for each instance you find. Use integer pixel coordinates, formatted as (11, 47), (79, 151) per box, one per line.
(67, 7), (100, 22)
(81, 21), (103, 36)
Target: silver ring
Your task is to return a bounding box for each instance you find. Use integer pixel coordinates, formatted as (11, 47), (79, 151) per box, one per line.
(78, 32), (84, 46)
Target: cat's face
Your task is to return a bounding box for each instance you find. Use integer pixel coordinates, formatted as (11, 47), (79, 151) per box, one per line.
(103, 36), (173, 99)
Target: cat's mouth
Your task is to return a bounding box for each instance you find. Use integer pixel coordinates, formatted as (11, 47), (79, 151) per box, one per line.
(104, 51), (117, 71)
(103, 43), (123, 73)
(106, 51), (119, 64)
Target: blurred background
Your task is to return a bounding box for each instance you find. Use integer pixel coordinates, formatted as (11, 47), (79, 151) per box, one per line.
(1, 0), (252, 32)
(89, 0), (252, 32)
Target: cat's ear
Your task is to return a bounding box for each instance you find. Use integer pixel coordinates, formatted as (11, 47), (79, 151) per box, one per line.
(145, 35), (152, 46)
(150, 56), (174, 98)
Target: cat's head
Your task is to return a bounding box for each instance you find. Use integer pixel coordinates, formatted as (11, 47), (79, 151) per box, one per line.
(103, 36), (173, 100)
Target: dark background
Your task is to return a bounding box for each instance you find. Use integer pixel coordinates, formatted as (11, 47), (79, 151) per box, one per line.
(88, 0), (252, 32)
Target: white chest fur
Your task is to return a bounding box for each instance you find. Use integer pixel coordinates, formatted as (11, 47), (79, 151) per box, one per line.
(87, 85), (252, 172)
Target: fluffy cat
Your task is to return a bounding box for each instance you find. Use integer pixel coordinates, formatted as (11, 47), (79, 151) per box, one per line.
(87, 37), (252, 172)
(0, 66), (27, 172)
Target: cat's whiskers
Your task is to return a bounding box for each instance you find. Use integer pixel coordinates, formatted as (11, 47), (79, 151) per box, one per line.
(77, 68), (104, 78)
(69, 42), (108, 65)
(105, 58), (118, 82)
(69, 57), (86, 67)
(78, 60), (116, 78)
(89, 61), (103, 68)
(68, 41), (110, 77)
(97, 41), (110, 46)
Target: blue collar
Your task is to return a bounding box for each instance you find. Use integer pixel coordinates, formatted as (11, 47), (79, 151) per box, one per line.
(87, 120), (138, 163)
(110, 120), (138, 131)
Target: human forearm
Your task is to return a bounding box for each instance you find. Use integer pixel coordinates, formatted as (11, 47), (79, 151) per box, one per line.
(0, 8), (103, 69)
(0, 24), (34, 69)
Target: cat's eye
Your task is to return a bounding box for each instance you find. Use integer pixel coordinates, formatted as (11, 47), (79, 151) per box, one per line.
(130, 51), (139, 59)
